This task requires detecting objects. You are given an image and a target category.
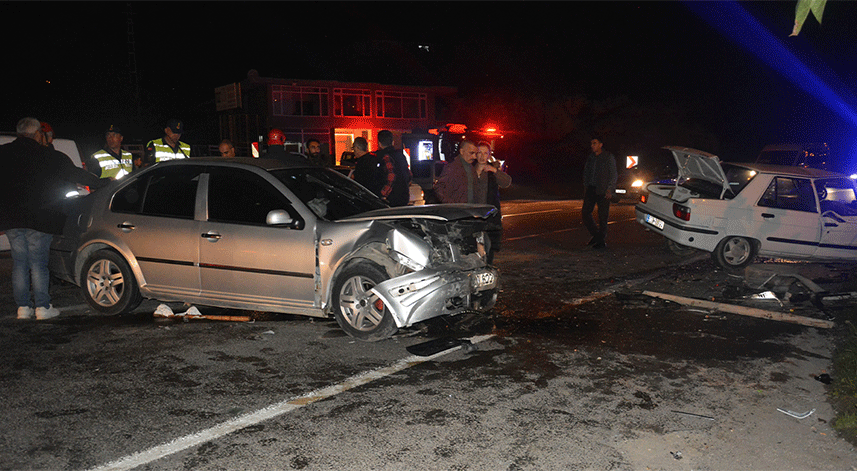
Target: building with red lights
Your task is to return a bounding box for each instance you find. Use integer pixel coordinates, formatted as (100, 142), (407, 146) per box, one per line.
(215, 71), (457, 164)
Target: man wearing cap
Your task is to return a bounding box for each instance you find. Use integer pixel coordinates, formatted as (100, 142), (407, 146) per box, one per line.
(146, 119), (190, 164)
(89, 125), (134, 179)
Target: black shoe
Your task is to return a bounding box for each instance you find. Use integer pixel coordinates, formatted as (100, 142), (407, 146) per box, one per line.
(592, 241), (606, 249)
(587, 236), (601, 246)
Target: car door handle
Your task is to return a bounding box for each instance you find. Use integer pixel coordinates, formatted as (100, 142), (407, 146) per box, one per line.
(824, 222), (838, 227)
(117, 222), (135, 232)
(761, 213), (775, 219)
(201, 231), (222, 241)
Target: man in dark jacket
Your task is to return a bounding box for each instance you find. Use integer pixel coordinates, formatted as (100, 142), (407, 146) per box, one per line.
(434, 140), (478, 204)
(1, 118), (107, 320)
(373, 130), (411, 206)
(581, 136), (618, 249)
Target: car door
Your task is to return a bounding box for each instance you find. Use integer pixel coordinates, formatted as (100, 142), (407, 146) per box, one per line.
(815, 178), (857, 260)
(753, 176), (821, 256)
(198, 166), (316, 311)
(107, 165), (204, 297)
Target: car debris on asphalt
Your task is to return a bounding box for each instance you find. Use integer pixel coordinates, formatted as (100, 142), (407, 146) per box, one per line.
(153, 304), (252, 322)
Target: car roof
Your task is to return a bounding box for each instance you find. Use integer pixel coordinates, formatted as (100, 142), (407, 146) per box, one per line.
(157, 156), (315, 171)
(726, 161), (846, 179)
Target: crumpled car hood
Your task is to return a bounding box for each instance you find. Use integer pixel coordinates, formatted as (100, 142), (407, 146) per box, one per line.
(664, 146), (730, 197)
(340, 203), (498, 223)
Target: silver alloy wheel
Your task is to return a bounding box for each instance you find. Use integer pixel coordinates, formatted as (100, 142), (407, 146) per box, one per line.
(338, 274), (384, 331)
(86, 258), (125, 307)
(722, 237), (752, 266)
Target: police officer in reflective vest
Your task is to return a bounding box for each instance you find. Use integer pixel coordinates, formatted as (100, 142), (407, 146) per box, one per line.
(89, 124), (134, 179)
(145, 119), (190, 164)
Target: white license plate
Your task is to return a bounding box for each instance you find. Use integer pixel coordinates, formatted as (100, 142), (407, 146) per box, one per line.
(473, 271), (496, 290)
(645, 214), (665, 230)
(615, 189), (627, 194)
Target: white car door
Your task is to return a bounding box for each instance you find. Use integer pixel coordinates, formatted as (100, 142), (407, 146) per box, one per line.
(753, 176), (821, 257)
(815, 178), (857, 260)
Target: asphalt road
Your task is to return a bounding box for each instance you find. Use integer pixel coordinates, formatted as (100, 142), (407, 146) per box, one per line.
(1, 200), (856, 470)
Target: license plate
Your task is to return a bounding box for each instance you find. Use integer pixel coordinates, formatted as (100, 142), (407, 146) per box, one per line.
(645, 214), (665, 230)
(473, 271), (497, 290)
(615, 189), (627, 194)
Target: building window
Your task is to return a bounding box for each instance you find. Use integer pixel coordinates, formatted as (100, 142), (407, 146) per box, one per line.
(272, 86), (329, 117)
(334, 88), (371, 117)
(376, 91), (427, 119)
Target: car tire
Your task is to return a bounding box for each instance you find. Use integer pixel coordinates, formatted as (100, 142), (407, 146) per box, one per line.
(332, 262), (398, 341)
(713, 236), (757, 270)
(81, 250), (142, 315)
(666, 239), (698, 257)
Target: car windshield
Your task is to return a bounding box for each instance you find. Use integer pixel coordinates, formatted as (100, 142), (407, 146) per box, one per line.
(272, 167), (387, 221)
(817, 178), (857, 216)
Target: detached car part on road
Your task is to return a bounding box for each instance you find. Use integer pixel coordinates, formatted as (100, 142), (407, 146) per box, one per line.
(635, 146), (857, 270)
(50, 158), (500, 341)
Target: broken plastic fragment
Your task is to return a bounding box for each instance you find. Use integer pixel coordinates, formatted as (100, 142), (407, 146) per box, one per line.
(777, 408), (815, 419)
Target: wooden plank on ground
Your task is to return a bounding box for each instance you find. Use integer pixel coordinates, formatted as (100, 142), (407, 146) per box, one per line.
(642, 290), (835, 329)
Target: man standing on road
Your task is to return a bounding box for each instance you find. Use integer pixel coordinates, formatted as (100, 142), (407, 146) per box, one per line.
(145, 119), (190, 164)
(374, 130), (411, 206)
(89, 125), (134, 178)
(434, 139), (478, 204)
(0, 118), (107, 320)
(351, 137), (377, 188)
(581, 136), (617, 249)
(218, 139), (236, 158)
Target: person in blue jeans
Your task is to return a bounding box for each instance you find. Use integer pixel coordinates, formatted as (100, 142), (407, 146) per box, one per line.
(1, 117), (106, 320)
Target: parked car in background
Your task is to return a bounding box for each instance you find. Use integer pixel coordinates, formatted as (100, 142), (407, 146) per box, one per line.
(755, 143), (832, 171)
(50, 158), (499, 341)
(635, 146), (857, 270)
(0, 134), (87, 251)
(613, 167), (650, 203)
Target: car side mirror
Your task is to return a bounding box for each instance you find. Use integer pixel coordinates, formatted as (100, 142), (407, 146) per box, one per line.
(266, 209), (303, 229)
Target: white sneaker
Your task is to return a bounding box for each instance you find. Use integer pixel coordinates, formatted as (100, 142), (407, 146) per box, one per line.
(35, 305), (60, 320)
(17, 306), (34, 319)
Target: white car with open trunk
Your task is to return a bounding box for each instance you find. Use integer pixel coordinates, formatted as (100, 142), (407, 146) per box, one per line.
(635, 146), (857, 269)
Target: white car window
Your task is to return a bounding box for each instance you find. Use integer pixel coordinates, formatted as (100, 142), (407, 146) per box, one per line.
(758, 177), (817, 213)
(817, 178), (857, 216)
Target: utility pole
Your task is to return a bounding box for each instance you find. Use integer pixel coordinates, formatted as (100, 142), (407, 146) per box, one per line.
(127, 3), (141, 118)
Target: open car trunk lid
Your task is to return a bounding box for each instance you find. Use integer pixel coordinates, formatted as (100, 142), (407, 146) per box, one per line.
(665, 146), (731, 199)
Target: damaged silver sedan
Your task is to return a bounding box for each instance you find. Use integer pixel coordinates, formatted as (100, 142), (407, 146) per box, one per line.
(50, 158), (500, 341)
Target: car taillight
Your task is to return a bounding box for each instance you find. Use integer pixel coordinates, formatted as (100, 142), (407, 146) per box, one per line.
(640, 193), (648, 204)
(673, 203), (691, 221)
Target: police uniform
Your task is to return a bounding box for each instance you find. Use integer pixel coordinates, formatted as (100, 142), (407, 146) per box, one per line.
(146, 119), (190, 163)
(90, 148), (134, 179)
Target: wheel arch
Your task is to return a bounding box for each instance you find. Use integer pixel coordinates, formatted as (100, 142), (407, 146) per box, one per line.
(324, 242), (397, 315)
(74, 242), (145, 288)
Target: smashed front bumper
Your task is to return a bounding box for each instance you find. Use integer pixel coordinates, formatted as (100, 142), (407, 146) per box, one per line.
(371, 266), (499, 328)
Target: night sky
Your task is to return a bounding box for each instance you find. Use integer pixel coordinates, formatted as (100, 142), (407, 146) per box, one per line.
(4, 1), (857, 170)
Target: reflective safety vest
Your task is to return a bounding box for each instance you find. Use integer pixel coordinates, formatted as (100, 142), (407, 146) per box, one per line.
(91, 148), (134, 179)
(147, 138), (190, 162)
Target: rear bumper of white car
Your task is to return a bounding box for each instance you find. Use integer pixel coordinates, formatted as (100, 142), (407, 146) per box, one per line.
(635, 206), (721, 252)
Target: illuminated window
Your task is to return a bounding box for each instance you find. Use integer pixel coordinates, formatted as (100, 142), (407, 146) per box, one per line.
(334, 89), (371, 117)
(376, 91), (427, 119)
(272, 86), (329, 117)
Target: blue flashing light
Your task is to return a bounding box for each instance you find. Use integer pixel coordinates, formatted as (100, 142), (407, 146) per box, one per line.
(686, 1), (857, 128)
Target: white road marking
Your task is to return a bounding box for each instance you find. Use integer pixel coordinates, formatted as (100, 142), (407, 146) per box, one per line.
(87, 334), (496, 471)
(501, 208), (563, 219)
(504, 217), (636, 241)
